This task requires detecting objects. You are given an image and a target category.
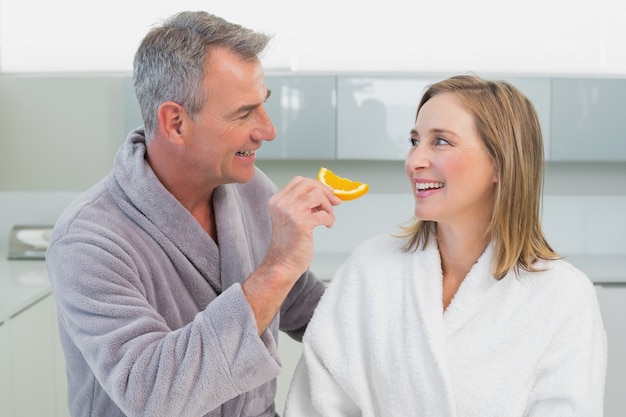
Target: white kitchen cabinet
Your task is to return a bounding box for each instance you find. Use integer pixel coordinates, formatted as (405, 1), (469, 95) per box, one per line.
(551, 78), (626, 161)
(276, 334), (304, 414)
(258, 75), (337, 160)
(9, 294), (57, 417)
(502, 77), (552, 160)
(119, 73), (626, 163)
(337, 76), (437, 160)
(123, 75), (143, 135)
(0, 321), (12, 416)
(595, 285), (626, 417)
(336, 76), (552, 161)
(121, 74), (339, 160)
(52, 299), (70, 417)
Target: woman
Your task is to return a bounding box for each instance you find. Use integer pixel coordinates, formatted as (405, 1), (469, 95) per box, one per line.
(284, 75), (607, 416)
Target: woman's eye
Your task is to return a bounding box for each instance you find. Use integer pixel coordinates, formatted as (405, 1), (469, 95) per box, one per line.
(409, 137), (419, 146)
(436, 137), (450, 145)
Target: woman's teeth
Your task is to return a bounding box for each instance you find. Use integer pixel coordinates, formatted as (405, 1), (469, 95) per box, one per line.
(416, 182), (444, 191)
(236, 150), (255, 156)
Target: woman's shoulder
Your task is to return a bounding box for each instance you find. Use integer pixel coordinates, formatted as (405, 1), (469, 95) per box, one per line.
(520, 257), (598, 307)
(531, 257), (593, 286)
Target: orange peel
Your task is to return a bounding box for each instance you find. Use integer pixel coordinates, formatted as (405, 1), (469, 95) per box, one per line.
(317, 167), (369, 201)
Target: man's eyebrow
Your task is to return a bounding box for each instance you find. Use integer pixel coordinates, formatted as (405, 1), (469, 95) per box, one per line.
(226, 88), (272, 119)
(236, 103), (259, 114)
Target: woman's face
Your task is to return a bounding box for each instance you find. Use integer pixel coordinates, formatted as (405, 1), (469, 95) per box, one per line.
(405, 92), (497, 229)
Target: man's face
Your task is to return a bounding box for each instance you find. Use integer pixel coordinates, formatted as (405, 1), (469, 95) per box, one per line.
(183, 46), (276, 189)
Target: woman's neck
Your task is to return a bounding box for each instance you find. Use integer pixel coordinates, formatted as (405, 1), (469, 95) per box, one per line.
(436, 223), (491, 310)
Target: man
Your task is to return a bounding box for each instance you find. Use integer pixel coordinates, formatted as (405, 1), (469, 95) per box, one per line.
(46, 11), (340, 417)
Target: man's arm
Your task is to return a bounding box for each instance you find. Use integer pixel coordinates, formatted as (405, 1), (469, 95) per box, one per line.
(242, 176), (340, 335)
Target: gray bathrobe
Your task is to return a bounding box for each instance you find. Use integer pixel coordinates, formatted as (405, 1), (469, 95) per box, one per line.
(46, 129), (326, 417)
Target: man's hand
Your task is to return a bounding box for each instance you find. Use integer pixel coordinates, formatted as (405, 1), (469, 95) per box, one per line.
(243, 176), (341, 334)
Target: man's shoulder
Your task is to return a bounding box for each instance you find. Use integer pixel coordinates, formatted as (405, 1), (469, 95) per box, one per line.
(51, 176), (120, 238)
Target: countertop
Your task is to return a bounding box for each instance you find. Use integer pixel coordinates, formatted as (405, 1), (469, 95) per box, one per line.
(311, 252), (626, 285)
(0, 250), (50, 323)
(1, 250), (624, 324)
(565, 254), (626, 285)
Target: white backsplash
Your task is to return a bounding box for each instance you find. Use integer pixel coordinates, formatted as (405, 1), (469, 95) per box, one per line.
(313, 193), (414, 254)
(0, 192), (80, 251)
(543, 195), (626, 255)
(317, 193), (626, 257)
(1, 191), (624, 257)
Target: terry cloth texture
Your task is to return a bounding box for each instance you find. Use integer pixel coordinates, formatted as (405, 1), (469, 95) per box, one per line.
(46, 128), (325, 417)
(284, 234), (607, 417)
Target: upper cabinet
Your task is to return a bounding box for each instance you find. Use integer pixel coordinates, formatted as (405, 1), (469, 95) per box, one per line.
(551, 78), (626, 161)
(257, 75), (336, 159)
(118, 73), (626, 162)
(502, 77), (552, 160)
(336, 77), (437, 160)
(258, 75), (554, 161)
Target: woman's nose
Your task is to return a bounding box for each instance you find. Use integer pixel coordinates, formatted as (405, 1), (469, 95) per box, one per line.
(405, 145), (430, 170)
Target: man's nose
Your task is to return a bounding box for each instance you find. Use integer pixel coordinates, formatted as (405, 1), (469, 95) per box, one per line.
(252, 107), (277, 141)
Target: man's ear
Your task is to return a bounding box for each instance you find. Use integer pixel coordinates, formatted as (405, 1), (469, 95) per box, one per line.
(157, 102), (186, 146)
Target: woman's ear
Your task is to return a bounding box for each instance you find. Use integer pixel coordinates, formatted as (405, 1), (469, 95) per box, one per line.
(156, 102), (185, 146)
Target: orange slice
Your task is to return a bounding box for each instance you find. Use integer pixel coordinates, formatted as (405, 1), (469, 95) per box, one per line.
(317, 167), (369, 201)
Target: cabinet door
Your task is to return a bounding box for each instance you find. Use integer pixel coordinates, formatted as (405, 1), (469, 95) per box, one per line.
(258, 75), (336, 159)
(502, 77), (552, 160)
(551, 78), (626, 161)
(275, 334), (303, 415)
(123, 76), (143, 134)
(0, 321), (12, 416)
(337, 77), (437, 160)
(51, 299), (70, 417)
(595, 285), (626, 417)
(10, 295), (57, 417)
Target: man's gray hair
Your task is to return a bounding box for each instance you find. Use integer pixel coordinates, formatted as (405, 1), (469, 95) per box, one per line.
(133, 11), (272, 138)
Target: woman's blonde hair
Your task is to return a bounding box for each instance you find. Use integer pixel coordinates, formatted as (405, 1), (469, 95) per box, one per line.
(400, 74), (559, 279)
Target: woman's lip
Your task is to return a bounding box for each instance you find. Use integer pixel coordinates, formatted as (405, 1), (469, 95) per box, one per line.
(415, 188), (442, 197)
(413, 180), (444, 197)
(414, 180), (445, 190)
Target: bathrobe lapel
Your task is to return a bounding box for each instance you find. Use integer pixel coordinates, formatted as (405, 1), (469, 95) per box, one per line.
(117, 131), (276, 296)
(116, 132), (223, 293)
(401, 242), (498, 415)
(213, 185), (255, 291)
(407, 242), (458, 416)
(442, 244), (498, 336)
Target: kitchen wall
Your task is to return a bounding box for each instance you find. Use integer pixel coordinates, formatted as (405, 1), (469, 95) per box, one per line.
(1, 74), (625, 260)
(257, 160), (626, 258)
(1, 4), (624, 415)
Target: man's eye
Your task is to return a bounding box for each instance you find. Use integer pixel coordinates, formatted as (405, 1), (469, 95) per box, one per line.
(239, 111), (253, 120)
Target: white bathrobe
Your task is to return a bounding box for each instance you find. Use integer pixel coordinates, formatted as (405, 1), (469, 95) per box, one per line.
(285, 234), (607, 417)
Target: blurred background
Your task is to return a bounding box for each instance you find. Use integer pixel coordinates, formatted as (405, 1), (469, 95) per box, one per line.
(1, 1), (625, 416)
